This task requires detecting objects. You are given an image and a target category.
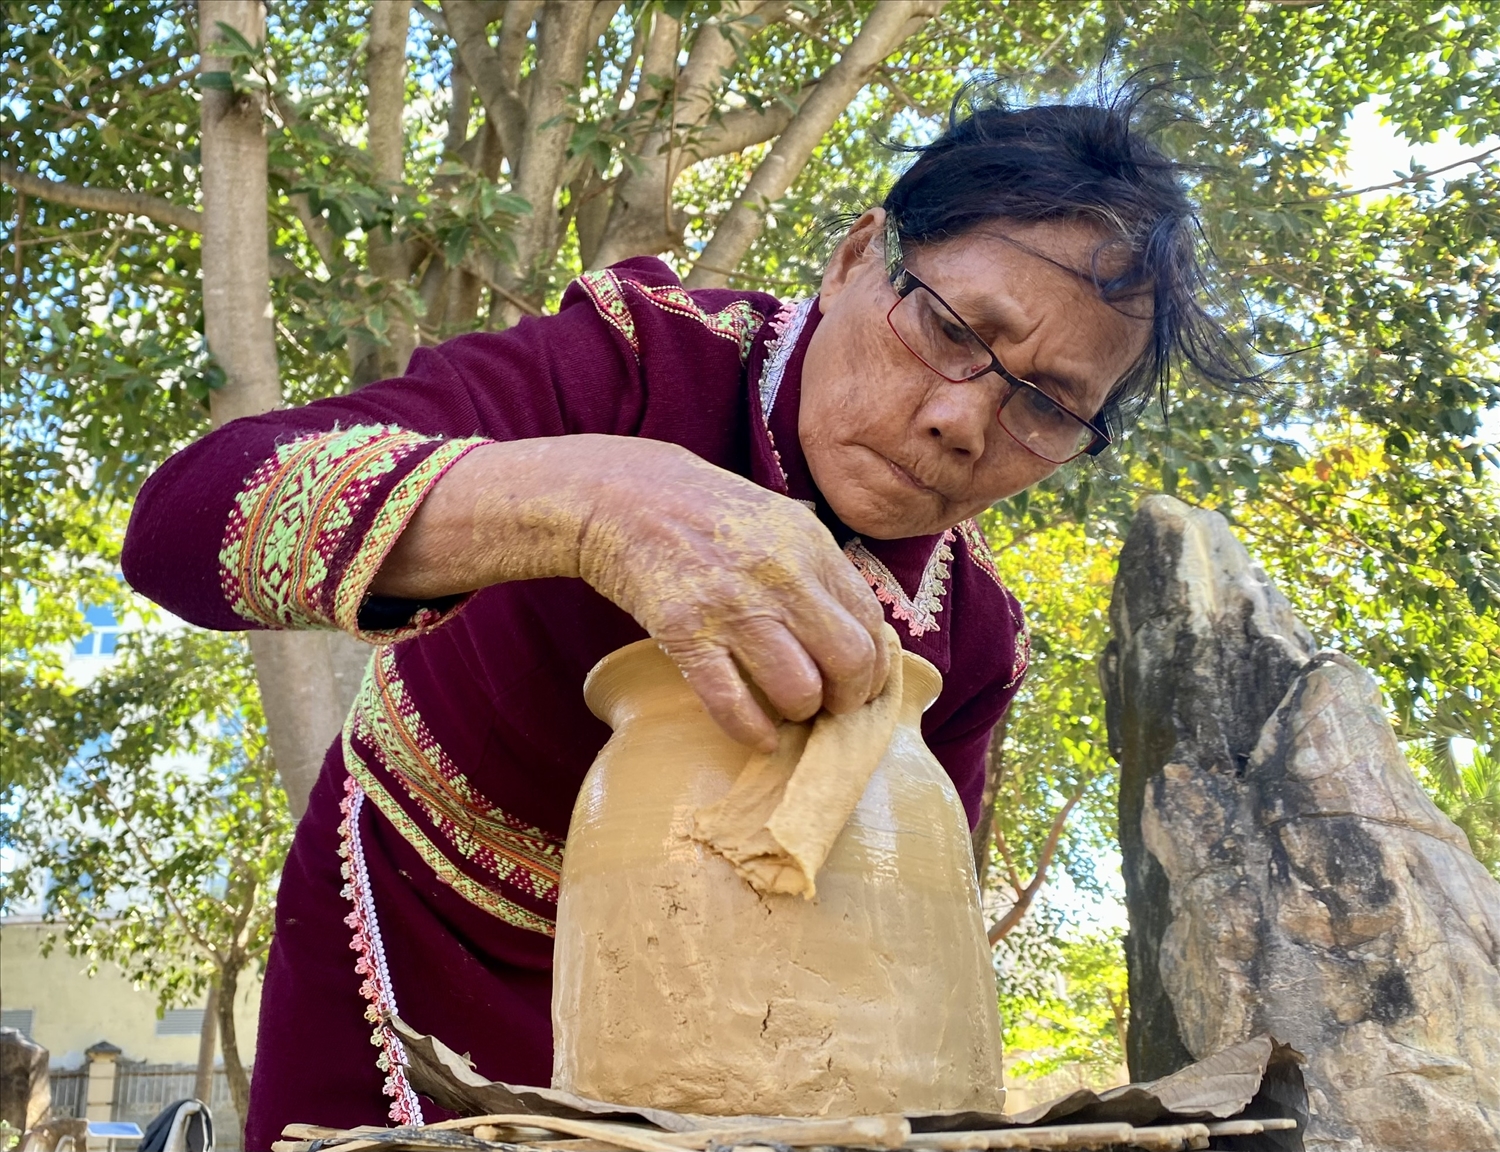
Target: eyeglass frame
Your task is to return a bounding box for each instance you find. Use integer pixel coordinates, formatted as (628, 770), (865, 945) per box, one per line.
(881, 227), (1113, 464)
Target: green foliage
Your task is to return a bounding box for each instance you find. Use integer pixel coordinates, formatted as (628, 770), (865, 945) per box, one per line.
(982, 514), (1119, 901)
(1, 626), (289, 1012)
(1410, 743), (1500, 879)
(999, 918), (1130, 1084)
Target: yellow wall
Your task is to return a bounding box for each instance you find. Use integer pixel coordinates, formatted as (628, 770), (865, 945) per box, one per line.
(0, 917), (262, 1069)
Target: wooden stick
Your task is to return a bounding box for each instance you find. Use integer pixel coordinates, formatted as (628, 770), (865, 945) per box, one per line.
(1196, 1118), (1297, 1137)
(430, 1117), (682, 1152)
(275, 1113), (1297, 1152)
(906, 1123), (1135, 1150)
(1121, 1123), (1210, 1151)
(666, 1116), (910, 1149)
(470, 1114), (909, 1151)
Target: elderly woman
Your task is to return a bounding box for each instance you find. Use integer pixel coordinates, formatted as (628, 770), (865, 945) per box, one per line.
(124, 92), (1231, 1145)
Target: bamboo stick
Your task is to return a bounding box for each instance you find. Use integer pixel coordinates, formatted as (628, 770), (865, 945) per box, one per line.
(1203, 1119), (1297, 1134)
(275, 1113), (1297, 1152)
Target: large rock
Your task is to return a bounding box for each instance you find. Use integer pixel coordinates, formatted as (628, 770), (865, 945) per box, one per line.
(0, 1026), (50, 1133)
(1101, 495), (1500, 1151)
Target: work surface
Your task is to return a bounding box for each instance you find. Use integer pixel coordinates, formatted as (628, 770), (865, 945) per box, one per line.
(272, 1111), (1299, 1152)
(271, 1021), (1307, 1152)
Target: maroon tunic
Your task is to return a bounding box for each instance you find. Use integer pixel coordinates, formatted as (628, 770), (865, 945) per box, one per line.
(122, 259), (1029, 1149)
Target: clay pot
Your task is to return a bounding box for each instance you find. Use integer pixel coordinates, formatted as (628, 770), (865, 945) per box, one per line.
(551, 639), (1004, 1117)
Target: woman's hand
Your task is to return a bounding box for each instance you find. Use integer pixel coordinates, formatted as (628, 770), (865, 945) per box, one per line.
(370, 435), (890, 750)
(577, 438), (890, 751)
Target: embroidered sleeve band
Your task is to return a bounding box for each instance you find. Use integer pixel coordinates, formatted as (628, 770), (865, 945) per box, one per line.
(219, 424), (488, 642)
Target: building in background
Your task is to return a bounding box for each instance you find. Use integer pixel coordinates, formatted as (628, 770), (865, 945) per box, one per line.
(1, 914), (262, 1149)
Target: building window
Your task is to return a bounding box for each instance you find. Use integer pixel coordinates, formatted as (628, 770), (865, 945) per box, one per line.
(155, 1008), (204, 1036)
(74, 605), (121, 657)
(1, 1008), (35, 1036)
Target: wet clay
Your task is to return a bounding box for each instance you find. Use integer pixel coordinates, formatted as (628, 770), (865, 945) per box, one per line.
(551, 640), (1005, 1117)
(692, 626), (905, 898)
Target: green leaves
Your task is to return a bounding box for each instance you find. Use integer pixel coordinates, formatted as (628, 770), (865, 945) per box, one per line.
(206, 20), (268, 96)
(999, 920), (1129, 1084)
(2, 626), (289, 1011)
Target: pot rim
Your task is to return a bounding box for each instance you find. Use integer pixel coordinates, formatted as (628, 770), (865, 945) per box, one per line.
(582, 639), (943, 728)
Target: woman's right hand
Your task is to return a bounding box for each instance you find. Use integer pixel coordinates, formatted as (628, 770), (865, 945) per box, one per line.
(576, 437), (890, 752)
(371, 434), (889, 750)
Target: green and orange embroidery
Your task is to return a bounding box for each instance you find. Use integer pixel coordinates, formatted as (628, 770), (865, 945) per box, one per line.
(578, 269), (764, 363)
(345, 647), (565, 936)
(218, 425), (486, 641)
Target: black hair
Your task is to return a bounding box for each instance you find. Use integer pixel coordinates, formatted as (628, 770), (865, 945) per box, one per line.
(881, 77), (1261, 437)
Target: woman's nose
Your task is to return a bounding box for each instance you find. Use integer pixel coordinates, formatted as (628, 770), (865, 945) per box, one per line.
(920, 381), (992, 459)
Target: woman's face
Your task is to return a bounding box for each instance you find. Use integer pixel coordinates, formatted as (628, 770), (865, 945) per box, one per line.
(801, 208), (1152, 540)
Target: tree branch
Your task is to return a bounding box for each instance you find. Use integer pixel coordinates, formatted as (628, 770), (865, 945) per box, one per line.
(1288, 144), (1500, 205)
(448, 244), (544, 316)
(637, 6), (681, 99)
(693, 99), (802, 161)
(670, 4), (752, 140)
(85, 777), (218, 958)
(993, 825), (1024, 896)
(970, 713), (1009, 885)
(497, 0), (542, 81)
(498, 0), (595, 306)
(443, 0), (529, 162)
(0, 163), (202, 232)
(685, 0), (945, 288)
(366, 0), (417, 376)
(987, 781), (1087, 945)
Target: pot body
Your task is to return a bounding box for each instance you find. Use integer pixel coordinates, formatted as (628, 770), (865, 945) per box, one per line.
(551, 640), (1004, 1116)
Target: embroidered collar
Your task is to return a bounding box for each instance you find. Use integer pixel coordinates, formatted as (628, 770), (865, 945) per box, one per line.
(844, 530), (955, 639)
(759, 297), (816, 419)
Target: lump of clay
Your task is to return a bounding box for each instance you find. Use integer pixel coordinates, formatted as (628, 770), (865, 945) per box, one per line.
(552, 638), (1004, 1117)
(691, 626), (907, 899)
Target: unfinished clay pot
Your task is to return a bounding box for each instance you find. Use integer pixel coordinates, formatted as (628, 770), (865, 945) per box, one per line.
(551, 639), (1005, 1117)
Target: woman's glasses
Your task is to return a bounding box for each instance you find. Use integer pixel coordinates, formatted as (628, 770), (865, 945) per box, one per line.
(884, 263), (1112, 466)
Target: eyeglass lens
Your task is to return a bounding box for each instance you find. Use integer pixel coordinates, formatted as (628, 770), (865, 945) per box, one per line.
(889, 286), (1096, 464)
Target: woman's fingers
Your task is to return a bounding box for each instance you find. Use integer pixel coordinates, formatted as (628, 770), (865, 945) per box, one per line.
(729, 615), (825, 722)
(583, 443), (901, 744)
(665, 639), (780, 752)
(812, 555), (891, 706)
(781, 590), (879, 715)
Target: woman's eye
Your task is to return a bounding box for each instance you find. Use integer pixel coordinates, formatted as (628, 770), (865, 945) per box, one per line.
(1024, 388), (1073, 426)
(937, 317), (970, 347)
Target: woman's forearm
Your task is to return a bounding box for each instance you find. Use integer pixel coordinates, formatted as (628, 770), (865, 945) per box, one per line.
(370, 435), (610, 599)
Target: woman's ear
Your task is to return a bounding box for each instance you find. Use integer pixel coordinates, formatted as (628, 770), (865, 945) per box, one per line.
(818, 207), (886, 311)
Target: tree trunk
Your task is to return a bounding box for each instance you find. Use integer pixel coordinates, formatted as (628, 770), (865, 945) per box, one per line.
(199, 0), (346, 819)
(486, 0), (595, 327)
(366, 0), (417, 377)
(216, 959), (251, 1147)
(192, 981), (220, 1104)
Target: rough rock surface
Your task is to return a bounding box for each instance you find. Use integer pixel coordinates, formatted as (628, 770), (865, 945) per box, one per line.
(0, 1027), (50, 1132)
(1101, 495), (1500, 1151)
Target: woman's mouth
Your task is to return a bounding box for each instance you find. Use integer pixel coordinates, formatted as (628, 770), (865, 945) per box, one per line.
(881, 454), (941, 497)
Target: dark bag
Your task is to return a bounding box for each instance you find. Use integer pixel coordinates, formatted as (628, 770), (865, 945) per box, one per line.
(138, 1100), (214, 1152)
